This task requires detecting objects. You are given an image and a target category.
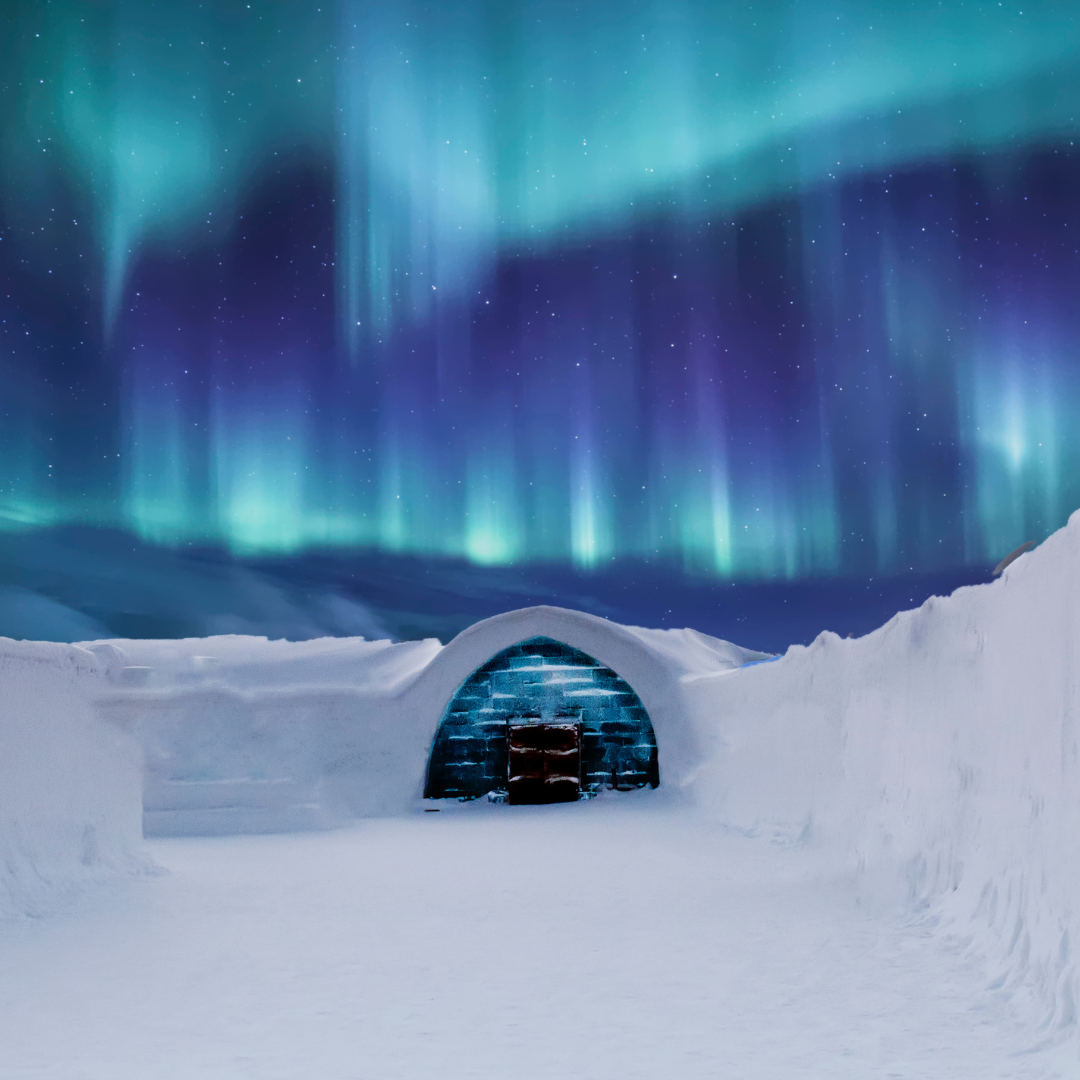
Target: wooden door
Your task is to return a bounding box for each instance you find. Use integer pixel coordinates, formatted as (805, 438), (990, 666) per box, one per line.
(507, 722), (581, 804)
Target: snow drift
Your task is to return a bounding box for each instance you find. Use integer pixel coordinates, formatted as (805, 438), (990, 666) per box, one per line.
(686, 508), (1080, 1040)
(0, 640), (145, 918)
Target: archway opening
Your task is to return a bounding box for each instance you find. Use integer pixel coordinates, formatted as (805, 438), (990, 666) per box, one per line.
(425, 636), (659, 802)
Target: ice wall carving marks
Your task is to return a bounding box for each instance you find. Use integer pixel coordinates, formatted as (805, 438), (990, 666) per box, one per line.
(425, 636), (658, 800)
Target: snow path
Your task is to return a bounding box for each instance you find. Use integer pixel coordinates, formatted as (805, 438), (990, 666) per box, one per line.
(0, 799), (1070, 1079)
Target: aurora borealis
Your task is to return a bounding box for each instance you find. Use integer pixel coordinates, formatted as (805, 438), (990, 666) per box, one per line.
(2, 1), (1080, 590)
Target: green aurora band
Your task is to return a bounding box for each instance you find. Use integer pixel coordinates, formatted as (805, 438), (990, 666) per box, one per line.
(1, 1), (1079, 577)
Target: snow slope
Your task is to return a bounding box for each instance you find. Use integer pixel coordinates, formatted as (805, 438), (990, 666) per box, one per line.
(685, 508), (1080, 1040)
(0, 640), (144, 918)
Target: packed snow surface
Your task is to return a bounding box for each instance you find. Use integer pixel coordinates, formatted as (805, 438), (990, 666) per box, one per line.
(1, 799), (1073, 1079)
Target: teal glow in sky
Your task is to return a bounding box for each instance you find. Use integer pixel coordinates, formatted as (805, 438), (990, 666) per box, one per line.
(1, 1), (1078, 578)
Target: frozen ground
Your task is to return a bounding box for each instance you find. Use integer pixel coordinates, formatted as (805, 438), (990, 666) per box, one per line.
(0, 796), (1071, 1080)
(5, 513), (1080, 1076)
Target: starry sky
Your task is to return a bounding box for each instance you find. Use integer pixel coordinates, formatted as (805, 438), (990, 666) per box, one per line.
(2, 0), (1079, 618)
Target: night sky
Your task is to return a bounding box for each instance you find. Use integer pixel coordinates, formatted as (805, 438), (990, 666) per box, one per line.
(1, 1), (1078, 645)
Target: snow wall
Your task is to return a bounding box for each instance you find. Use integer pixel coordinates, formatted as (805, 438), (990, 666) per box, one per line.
(0, 640), (145, 918)
(684, 508), (1080, 1040)
(98, 635), (445, 835)
(97, 612), (762, 835)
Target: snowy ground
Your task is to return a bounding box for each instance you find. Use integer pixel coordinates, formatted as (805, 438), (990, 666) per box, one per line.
(1, 796), (1071, 1079)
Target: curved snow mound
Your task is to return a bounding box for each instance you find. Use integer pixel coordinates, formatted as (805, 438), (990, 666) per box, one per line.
(0, 640), (145, 919)
(687, 508), (1080, 1039)
(624, 624), (769, 678)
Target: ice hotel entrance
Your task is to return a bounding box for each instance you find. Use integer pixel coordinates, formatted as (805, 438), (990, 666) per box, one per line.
(424, 636), (659, 803)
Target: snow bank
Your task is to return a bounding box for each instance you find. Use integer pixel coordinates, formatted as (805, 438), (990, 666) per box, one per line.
(94, 635), (443, 835)
(621, 624), (768, 678)
(0, 640), (145, 918)
(102, 633), (441, 693)
(686, 509), (1080, 1039)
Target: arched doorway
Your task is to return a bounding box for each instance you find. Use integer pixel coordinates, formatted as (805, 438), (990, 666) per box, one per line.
(424, 635), (659, 803)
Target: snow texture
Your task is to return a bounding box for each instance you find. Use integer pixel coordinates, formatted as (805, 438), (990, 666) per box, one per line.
(96, 634), (444, 834)
(4, 508), (1080, 1062)
(2, 804), (1072, 1079)
(97, 609), (765, 835)
(683, 507), (1080, 1042)
(87, 506), (1080, 1050)
(0, 640), (145, 918)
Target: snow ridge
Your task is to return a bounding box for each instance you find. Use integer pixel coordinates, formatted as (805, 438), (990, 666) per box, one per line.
(686, 509), (1080, 1043)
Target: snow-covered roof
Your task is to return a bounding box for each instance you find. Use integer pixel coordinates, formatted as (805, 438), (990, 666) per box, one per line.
(396, 605), (769, 785)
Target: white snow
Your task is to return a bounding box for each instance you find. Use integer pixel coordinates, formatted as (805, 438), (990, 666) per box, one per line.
(94, 608), (764, 835)
(682, 508), (1080, 1042)
(94, 634), (443, 833)
(99, 632), (442, 692)
(0, 639), (144, 919)
(3, 510), (1080, 1073)
(0, 800), (1073, 1078)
